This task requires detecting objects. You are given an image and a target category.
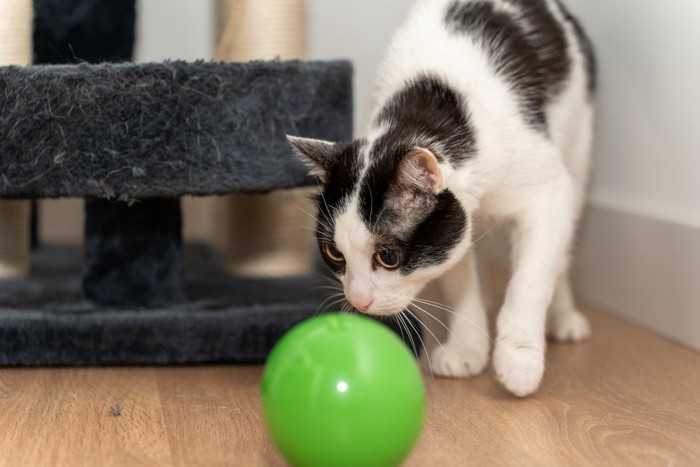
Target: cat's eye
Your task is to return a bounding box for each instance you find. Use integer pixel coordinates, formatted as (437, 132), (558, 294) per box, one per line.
(322, 243), (345, 263)
(375, 249), (400, 269)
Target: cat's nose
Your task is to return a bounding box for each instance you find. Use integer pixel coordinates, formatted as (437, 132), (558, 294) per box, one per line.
(347, 294), (374, 313)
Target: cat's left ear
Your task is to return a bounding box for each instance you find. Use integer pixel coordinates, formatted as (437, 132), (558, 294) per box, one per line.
(398, 147), (445, 194)
(287, 135), (337, 183)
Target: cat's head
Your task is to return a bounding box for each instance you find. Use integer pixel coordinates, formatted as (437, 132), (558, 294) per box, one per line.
(289, 135), (471, 316)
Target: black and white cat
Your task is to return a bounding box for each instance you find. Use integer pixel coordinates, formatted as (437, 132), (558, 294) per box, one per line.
(288, 0), (595, 397)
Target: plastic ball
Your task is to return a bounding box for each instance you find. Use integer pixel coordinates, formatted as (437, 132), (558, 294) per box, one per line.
(261, 313), (426, 467)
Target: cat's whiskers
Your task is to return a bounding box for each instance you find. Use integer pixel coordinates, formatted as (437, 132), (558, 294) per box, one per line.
(317, 294), (343, 309)
(364, 178), (384, 237)
(340, 301), (354, 314)
(413, 297), (494, 345)
(404, 306), (446, 356)
(289, 199), (336, 248)
(318, 290), (350, 313)
(365, 178), (373, 225)
(408, 300), (455, 340)
(392, 314), (410, 353)
(393, 313), (416, 357)
(398, 311), (436, 387)
(315, 179), (338, 231)
(317, 295), (347, 315)
(290, 201), (322, 224)
(313, 272), (342, 286)
(470, 223), (498, 248)
(295, 224), (334, 244)
(311, 283), (343, 290)
(371, 204), (387, 236)
(314, 271), (336, 280)
(316, 276), (346, 312)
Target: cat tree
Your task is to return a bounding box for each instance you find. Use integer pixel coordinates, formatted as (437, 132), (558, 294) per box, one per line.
(0, 0), (420, 366)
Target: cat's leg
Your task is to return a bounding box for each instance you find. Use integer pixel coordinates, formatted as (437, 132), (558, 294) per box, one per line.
(430, 251), (491, 378)
(547, 104), (594, 342)
(492, 164), (576, 397)
(546, 272), (591, 341)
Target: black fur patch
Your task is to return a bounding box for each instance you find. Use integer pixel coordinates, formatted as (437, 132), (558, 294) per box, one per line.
(314, 140), (365, 272)
(399, 190), (467, 274)
(555, 0), (597, 95)
(373, 75), (477, 166)
(445, 0), (571, 130)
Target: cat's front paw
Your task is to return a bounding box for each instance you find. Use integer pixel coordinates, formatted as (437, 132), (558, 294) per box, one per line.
(546, 309), (591, 342)
(493, 335), (544, 397)
(431, 340), (490, 378)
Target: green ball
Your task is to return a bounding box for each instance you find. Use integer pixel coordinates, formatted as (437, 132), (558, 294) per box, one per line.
(261, 313), (426, 467)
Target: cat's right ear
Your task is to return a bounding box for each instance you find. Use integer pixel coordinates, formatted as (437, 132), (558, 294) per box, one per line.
(287, 135), (337, 184)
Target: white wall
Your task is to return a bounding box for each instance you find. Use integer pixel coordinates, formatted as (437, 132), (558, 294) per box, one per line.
(564, 0), (700, 225)
(134, 0), (213, 62)
(306, 0), (412, 134)
(563, 0), (700, 349)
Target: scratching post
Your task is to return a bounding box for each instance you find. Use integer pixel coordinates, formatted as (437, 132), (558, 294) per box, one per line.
(0, 0), (32, 278)
(216, 0), (306, 60)
(0, 202), (30, 278)
(215, 0), (317, 278)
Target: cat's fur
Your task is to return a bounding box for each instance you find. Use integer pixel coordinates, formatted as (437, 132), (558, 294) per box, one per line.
(289, 0), (595, 397)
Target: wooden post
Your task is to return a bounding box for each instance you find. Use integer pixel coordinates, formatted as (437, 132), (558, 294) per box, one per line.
(0, 0), (32, 278)
(214, 0), (317, 278)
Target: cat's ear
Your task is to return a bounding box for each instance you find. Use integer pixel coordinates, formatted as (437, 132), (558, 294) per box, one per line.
(287, 135), (337, 183)
(398, 147), (444, 194)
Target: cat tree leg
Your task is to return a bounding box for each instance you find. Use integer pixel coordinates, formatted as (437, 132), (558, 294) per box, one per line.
(0, 0), (33, 278)
(83, 199), (183, 306)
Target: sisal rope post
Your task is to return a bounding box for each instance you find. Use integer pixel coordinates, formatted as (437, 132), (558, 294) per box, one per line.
(0, 0), (33, 278)
(214, 0), (316, 278)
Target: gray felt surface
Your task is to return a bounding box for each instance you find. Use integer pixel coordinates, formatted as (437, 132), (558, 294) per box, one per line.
(0, 60), (352, 200)
(0, 245), (324, 366)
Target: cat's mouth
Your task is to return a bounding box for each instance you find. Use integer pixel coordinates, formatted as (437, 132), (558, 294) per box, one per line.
(350, 300), (410, 318)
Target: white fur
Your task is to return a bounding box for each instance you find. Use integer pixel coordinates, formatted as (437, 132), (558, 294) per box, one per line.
(321, 0), (593, 396)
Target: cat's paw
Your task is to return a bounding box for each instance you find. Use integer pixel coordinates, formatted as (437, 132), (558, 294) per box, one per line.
(431, 341), (490, 378)
(492, 336), (544, 397)
(546, 309), (591, 342)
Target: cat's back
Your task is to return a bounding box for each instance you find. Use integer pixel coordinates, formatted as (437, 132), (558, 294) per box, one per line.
(372, 0), (594, 133)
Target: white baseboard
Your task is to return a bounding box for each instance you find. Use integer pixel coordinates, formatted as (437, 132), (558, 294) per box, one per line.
(572, 195), (700, 352)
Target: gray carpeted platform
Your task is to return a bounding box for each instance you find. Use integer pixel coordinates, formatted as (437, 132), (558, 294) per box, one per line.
(0, 245), (325, 366)
(0, 60), (352, 200)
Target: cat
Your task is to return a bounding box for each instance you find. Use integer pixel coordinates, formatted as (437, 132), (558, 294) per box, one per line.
(288, 0), (595, 397)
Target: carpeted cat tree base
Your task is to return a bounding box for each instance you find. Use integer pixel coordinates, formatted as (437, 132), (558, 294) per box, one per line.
(0, 245), (327, 366)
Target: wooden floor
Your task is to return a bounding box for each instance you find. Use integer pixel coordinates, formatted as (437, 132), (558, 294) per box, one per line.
(1, 307), (699, 466)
